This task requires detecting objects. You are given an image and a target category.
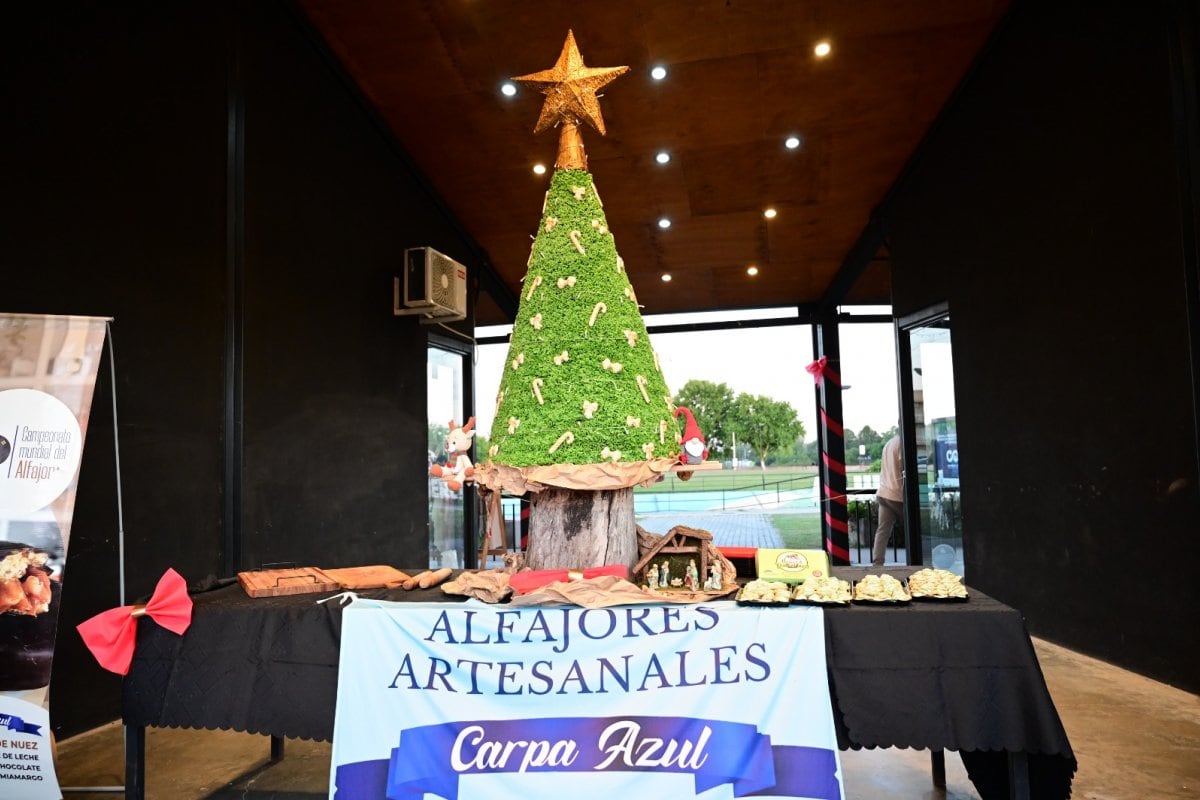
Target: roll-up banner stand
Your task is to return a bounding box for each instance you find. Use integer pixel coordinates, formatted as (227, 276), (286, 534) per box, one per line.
(0, 313), (108, 799)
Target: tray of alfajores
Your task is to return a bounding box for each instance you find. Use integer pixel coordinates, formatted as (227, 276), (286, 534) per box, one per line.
(905, 568), (969, 602)
(791, 575), (852, 607)
(851, 573), (912, 605)
(735, 579), (793, 607)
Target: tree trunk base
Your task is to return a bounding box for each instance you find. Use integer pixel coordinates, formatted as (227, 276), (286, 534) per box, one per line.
(526, 486), (637, 571)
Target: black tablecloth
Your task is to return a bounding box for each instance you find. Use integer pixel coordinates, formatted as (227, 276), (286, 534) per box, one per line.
(123, 571), (1075, 799)
(826, 568), (1076, 798)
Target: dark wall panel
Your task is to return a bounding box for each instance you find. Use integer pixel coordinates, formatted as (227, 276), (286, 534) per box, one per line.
(887, 2), (1200, 690)
(5, 3), (229, 735)
(237, 3), (478, 569)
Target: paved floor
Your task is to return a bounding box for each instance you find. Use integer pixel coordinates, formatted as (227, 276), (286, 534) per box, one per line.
(638, 510), (784, 548)
(54, 637), (1200, 799)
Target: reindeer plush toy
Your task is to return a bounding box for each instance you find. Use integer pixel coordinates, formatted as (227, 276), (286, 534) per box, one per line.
(430, 417), (476, 491)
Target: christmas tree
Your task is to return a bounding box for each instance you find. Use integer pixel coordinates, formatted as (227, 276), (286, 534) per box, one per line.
(485, 32), (681, 476)
(476, 31), (686, 570)
(486, 166), (680, 467)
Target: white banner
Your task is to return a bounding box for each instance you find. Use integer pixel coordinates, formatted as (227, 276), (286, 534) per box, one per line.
(330, 600), (844, 800)
(0, 313), (109, 799)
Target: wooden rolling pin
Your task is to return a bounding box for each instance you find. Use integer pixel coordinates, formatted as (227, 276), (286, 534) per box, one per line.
(403, 567), (453, 590)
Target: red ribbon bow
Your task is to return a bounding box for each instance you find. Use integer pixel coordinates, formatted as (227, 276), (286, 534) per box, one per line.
(508, 564), (629, 595)
(805, 356), (841, 386)
(77, 568), (193, 676)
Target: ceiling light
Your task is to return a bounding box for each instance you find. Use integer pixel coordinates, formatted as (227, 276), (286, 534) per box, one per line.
(763, 208), (777, 219)
(661, 273), (672, 282)
(655, 151), (671, 164)
(785, 136), (802, 150)
(747, 266), (759, 276)
(814, 41), (832, 58)
(657, 218), (671, 229)
(501, 82), (517, 97)
(651, 65), (668, 80)
(532, 163), (546, 175)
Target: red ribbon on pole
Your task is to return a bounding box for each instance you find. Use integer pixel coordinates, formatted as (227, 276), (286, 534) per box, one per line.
(77, 568), (193, 675)
(805, 355), (842, 387)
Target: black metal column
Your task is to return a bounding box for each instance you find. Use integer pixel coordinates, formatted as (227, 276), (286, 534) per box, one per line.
(222, 3), (245, 578)
(1168, 0), (1200, 483)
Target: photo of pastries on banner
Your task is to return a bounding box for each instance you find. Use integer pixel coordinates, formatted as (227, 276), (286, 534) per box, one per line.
(0, 542), (61, 691)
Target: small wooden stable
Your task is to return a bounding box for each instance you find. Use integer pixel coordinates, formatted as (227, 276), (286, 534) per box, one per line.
(631, 525), (713, 589)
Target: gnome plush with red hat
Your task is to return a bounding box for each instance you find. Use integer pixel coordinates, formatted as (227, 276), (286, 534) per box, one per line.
(674, 406), (708, 465)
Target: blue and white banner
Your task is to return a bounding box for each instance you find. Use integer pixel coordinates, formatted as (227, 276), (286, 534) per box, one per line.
(329, 601), (844, 800)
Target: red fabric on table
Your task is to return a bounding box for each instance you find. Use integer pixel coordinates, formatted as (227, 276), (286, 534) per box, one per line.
(716, 546), (758, 560)
(508, 564), (628, 595)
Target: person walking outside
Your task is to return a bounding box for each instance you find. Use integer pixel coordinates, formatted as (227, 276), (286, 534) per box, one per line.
(873, 435), (904, 568)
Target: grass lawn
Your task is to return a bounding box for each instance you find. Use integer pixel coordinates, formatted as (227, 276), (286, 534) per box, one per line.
(769, 514), (824, 549)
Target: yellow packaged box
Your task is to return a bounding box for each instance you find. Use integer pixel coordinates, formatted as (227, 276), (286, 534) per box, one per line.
(754, 549), (831, 584)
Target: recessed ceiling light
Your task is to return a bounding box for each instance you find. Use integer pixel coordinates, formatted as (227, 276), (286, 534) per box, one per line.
(764, 208), (777, 219)
(501, 82), (517, 97)
(661, 273), (672, 282)
(651, 65), (668, 80)
(657, 218), (672, 229)
(747, 265), (759, 276)
(814, 41), (832, 58)
(532, 164), (547, 175)
(785, 136), (802, 150)
(656, 151), (671, 164)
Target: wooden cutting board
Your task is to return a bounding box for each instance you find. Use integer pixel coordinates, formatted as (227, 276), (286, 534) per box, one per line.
(321, 565), (412, 590)
(238, 567), (340, 598)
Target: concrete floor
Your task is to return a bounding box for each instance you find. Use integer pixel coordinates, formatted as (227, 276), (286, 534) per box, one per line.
(53, 638), (1200, 800)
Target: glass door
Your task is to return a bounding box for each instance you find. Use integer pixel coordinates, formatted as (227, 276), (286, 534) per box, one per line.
(427, 339), (475, 569)
(898, 305), (963, 574)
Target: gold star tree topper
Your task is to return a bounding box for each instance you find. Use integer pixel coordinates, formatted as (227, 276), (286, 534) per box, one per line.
(512, 31), (629, 170)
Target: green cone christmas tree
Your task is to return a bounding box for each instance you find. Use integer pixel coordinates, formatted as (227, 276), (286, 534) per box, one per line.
(486, 166), (680, 467)
(477, 31), (684, 570)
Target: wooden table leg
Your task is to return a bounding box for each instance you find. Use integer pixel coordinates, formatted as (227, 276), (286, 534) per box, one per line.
(930, 749), (946, 788)
(1008, 751), (1031, 800)
(124, 725), (145, 800)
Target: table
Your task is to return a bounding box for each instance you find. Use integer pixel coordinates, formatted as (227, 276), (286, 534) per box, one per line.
(122, 569), (1075, 799)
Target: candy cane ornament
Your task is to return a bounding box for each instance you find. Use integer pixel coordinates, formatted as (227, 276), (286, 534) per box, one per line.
(636, 375), (651, 403)
(589, 302), (608, 327)
(569, 230), (586, 255)
(548, 430), (575, 454)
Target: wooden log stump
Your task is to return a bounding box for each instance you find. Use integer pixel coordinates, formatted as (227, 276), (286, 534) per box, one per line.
(525, 486), (637, 570)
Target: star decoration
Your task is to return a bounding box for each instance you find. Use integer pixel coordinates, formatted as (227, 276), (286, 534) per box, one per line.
(512, 30), (629, 135)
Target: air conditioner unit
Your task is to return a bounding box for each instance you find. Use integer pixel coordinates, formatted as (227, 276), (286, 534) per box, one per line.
(394, 246), (468, 323)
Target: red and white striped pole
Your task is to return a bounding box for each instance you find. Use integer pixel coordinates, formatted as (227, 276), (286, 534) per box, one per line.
(809, 321), (851, 565)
